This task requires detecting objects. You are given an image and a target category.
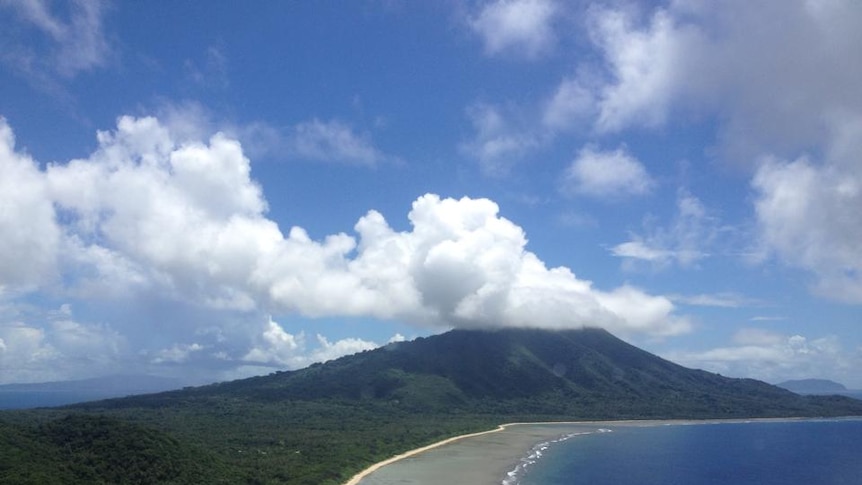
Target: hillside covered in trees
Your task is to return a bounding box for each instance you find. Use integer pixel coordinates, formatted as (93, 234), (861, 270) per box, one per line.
(3, 328), (861, 484)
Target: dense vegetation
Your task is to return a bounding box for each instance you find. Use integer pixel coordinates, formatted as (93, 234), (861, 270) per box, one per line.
(0, 414), (217, 484)
(3, 327), (861, 484)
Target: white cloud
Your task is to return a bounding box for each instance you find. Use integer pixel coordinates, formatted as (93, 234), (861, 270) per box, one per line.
(584, 4), (695, 133)
(288, 118), (387, 167)
(388, 333), (407, 343)
(242, 318), (302, 366)
(460, 103), (542, 176)
(610, 241), (671, 263)
(542, 76), (598, 131)
(670, 292), (761, 309)
(0, 306), (125, 384)
(242, 318), (378, 368)
(50, 318), (123, 358)
(469, 0), (558, 59)
(0, 114), (695, 381)
(0, 0), (111, 79)
(150, 342), (203, 364)
(665, 329), (855, 386)
(307, 334), (377, 364)
(0, 118), (60, 288)
(568, 0), (862, 300)
(752, 117), (862, 303)
(560, 144), (654, 199)
(565, 1), (862, 158)
(42, 116), (271, 308)
(611, 191), (720, 268)
(0, 324), (56, 367)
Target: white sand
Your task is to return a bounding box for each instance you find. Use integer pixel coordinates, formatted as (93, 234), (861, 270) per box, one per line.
(345, 422), (617, 485)
(344, 418), (808, 485)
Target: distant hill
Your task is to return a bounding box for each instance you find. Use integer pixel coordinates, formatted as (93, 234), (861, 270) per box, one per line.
(777, 378), (852, 395)
(0, 375), (186, 409)
(3, 327), (862, 484)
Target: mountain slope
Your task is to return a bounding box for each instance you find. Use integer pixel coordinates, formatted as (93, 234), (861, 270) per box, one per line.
(4, 328), (861, 485)
(108, 327), (862, 419)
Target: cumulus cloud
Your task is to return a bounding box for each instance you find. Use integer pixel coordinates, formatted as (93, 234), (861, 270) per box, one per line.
(551, 1), (862, 302)
(560, 144), (654, 199)
(0, 115), (689, 345)
(242, 317), (378, 368)
(307, 334), (378, 365)
(242, 318), (303, 366)
(0, 0), (111, 80)
(665, 328), (855, 386)
(557, 1), (862, 158)
(0, 118), (60, 288)
(469, 0), (558, 59)
(493, 0), (862, 172)
(750, 112), (862, 303)
(583, 4), (696, 133)
(752, 143), (862, 302)
(463, 1), (696, 169)
(530, 3), (699, 134)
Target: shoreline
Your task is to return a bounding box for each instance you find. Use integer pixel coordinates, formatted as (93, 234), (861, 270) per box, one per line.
(343, 424), (511, 485)
(342, 417), (831, 485)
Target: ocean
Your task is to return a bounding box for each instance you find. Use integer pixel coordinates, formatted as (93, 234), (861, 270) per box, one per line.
(512, 419), (862, 485)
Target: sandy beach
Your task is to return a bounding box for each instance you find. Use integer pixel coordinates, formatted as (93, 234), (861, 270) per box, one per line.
(344, 418), (809, 485)
(345, 421), (637, 485)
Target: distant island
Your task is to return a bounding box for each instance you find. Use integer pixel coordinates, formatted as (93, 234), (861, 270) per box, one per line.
(0, 374), (187, 410)
(777, 378), (848, 394)
(2, 327), (861, 484)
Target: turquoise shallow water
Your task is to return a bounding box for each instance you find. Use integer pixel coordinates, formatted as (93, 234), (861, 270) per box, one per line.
(518, 419), (862, 485)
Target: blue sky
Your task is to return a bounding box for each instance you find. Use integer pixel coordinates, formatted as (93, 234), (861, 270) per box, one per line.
(1, 0), (861, 388)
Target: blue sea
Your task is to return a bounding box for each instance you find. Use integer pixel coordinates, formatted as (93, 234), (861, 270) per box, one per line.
(510, 419), (862, 485)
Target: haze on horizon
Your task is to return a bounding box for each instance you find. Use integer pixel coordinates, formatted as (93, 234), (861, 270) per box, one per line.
(1, 0), (860, 388)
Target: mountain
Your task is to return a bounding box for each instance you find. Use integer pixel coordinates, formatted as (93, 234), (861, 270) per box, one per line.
(123, 327), (862, 419)
(777, 379), (849, 394)
(3, 328), (862, 484)
(0, 375), (187, 409)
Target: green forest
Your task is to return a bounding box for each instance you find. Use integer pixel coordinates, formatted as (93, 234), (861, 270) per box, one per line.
(3, 328), (861, 484)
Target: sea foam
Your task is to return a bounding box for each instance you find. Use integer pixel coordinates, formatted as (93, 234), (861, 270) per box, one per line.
(501, 428), (611, 485)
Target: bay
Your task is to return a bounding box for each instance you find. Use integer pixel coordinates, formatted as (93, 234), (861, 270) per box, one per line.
(518, 419), (862, 485)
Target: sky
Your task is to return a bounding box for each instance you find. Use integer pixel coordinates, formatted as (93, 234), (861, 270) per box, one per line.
(1, 0), (860, 389)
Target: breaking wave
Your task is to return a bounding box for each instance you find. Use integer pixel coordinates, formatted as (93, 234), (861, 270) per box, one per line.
(501, 428), (613, 485)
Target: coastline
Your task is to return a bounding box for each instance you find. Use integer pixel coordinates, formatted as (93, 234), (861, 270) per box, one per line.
(343, 417), (823, 485)
(343, 424), (507, 485)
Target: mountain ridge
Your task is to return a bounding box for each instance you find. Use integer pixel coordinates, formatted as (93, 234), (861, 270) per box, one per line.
(96, 327), (862, 419)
